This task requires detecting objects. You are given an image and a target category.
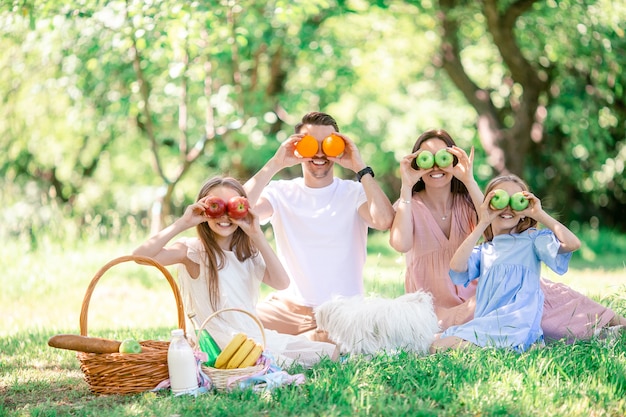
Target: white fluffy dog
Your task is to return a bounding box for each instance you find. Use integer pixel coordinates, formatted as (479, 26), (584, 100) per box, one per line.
(314, 291), (439, 356)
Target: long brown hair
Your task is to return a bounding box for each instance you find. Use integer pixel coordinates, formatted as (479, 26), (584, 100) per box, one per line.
(482, 174), (537, 242)
(410, 129), (469, 197)
(195, 177), (257, 310)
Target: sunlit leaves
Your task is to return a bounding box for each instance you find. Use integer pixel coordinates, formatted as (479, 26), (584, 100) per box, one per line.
(1, 0), (625, 240)
(524, 0), (626, 221)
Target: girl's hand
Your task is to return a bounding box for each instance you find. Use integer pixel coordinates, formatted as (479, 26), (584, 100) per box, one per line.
(515, 191), (543, 219)
(445, 146), (474, 184)
(479, 190), (506, 225)
(183, 199), (212, 227)
(400, 151), (431, 188)
(230, 208), (263, 240)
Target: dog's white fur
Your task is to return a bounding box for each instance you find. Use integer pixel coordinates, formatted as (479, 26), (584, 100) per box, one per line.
(315, 292), (439, 355)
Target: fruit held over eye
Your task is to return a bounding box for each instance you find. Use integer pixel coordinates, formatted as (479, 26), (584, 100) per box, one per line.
(205, 196), (227, 218)
(415, 151), (435, 169)
(295, 134), (318, 158)
(434, 148), (453, 168)
(490, 189), (510, 210)
(322, 133), (345, 157)
(227, 196), (250, 219)
(509, 192), (529, 211)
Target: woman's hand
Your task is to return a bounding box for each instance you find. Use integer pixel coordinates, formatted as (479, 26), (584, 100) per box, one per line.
(445, 146), (475, 184)
(400, 151), (431, 188)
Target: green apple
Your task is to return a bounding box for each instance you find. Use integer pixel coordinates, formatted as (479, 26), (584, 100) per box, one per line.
(490, 189), (510, 210)
(119, 338), (142, 354)
(434, 148), (453, 168)
(510, 192), (529, 211)
(415, 151), (435, 169)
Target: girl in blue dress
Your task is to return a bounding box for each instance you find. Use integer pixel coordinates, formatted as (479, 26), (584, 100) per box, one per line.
(430, 175), (581, 353)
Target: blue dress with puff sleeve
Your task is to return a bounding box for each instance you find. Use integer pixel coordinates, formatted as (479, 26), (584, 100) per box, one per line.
(441, 228), (572, 352)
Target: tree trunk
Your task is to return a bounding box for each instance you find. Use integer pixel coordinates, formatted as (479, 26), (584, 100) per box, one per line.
(436, 0), (549, 177)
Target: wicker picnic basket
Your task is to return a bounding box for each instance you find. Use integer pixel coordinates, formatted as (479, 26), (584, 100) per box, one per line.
(199, 308), (267, 391)
(76, 255), (186, 395)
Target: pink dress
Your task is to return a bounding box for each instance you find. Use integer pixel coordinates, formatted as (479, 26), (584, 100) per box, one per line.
(404, 192), (615, 342)
(404, 193), (478, 307)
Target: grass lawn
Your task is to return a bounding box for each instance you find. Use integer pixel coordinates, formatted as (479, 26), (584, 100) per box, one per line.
(1, 230), (625, 416)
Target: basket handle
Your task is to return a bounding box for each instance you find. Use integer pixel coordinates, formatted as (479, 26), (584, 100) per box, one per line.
(198, 308), (266, 348)
(79, 255), (185, 336)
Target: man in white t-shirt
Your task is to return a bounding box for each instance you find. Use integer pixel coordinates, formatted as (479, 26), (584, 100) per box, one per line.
(244, 112), (395, 341)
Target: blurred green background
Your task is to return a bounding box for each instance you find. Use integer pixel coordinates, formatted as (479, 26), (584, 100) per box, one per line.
(1, 0), (625, 256)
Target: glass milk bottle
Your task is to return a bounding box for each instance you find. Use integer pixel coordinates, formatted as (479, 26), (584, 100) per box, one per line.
(167, 329), (198, 394)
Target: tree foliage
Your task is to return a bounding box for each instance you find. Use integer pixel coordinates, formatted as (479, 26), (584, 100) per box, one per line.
(1, 0), (624, 245)
(406, 0), (625, 229)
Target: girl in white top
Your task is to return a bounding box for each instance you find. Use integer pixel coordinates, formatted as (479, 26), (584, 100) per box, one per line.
(133, 176), (337, 367)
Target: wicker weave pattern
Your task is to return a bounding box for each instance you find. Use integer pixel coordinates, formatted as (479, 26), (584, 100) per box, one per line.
(76, 255), (186, 395)
(199, 308), (267, 391)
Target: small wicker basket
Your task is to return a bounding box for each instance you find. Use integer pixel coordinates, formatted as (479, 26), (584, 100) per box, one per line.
(199, 308), (267, 391)
(76, 255), (186, 395)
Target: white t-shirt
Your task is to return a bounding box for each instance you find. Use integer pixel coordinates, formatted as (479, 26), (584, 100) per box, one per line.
(261, 177), (368, 307)
(176, 237), (264, 336)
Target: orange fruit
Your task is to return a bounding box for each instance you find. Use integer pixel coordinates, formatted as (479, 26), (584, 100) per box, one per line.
(322, 134), (345, 157)
(295, 134), (318, 158)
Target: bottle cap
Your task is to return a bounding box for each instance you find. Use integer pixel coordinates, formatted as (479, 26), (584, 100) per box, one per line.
(171, 329), (184, 337)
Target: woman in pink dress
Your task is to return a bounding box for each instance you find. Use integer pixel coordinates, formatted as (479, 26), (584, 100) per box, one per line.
(389, 129), (625, 342)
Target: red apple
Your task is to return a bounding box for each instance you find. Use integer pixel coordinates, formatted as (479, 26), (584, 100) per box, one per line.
(227, 196), (250, 219)
(205, 196), (227, 218)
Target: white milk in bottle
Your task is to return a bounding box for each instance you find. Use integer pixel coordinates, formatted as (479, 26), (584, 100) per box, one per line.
(167, 329), (198, 394)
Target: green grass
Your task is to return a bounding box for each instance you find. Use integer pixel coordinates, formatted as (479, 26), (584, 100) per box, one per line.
(3, 330), (626, 416)
(1, 229), (626, 416)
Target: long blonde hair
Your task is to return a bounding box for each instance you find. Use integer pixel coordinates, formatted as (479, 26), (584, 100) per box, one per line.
(195, 177), (257, 310)
(483, 174), (537, 242)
